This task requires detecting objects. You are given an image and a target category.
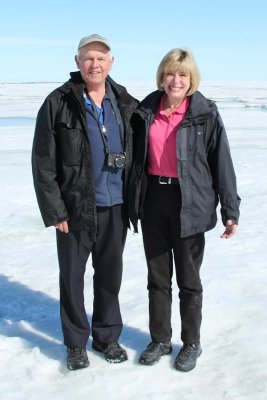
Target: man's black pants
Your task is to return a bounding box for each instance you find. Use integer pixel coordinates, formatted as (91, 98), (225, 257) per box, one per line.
(56, 204), (127, 348)
(141, 179), (205, 344)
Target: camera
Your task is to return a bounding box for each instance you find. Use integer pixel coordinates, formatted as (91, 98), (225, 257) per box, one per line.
(106, 152), (126, 169)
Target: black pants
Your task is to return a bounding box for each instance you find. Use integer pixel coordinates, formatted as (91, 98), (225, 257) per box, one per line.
(141, 179), (205, 344)
(56, 204), (127, 348)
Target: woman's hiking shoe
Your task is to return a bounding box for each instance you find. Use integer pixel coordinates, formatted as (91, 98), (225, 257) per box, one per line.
(92, 341), (128, 363)
(174, 343), (202, 372)
(139, 341), (172, 365)
(67, 347), (89, 370)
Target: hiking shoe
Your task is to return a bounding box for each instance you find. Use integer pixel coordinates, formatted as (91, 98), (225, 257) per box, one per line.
(92, 341), (128, 363)
(67, 347), (89, 370)
(139, 341), (172, 366)
(174, 343), (202, 372)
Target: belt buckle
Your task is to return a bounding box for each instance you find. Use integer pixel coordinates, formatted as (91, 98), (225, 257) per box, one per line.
(159, 176), (171, 184)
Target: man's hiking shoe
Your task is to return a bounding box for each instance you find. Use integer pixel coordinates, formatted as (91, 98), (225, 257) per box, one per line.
(139, 341), (172, 366)
(92, 341), (128, 363)
(174, 343), (202, 372)
(67, 347), (89, 370)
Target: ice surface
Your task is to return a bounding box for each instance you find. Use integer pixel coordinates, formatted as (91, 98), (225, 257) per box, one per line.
(0, 81), (266, 400)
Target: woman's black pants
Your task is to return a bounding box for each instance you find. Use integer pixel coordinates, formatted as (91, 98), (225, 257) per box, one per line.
(141, 179), (205, 344)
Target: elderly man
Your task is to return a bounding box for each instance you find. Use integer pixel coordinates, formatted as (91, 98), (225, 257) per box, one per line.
(32, 34), (138, 370)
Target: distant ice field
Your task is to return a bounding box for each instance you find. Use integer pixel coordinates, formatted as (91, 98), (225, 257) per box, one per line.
(0, 81), (266, 400)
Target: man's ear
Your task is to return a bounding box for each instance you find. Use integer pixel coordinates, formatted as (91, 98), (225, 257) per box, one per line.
(75, 55), (79, 69)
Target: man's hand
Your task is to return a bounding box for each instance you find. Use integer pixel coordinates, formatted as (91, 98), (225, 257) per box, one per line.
(55, 220), (69, 233)
(220, 219), (237, 239)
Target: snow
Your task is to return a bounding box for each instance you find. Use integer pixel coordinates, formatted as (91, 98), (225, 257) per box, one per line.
(0, 81), (267, 400)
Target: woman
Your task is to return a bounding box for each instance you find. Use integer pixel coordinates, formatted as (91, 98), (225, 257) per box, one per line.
(128, 48), (240, 372)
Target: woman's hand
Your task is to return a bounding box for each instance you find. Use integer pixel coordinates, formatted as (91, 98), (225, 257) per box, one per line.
(220, 220), (237, 239)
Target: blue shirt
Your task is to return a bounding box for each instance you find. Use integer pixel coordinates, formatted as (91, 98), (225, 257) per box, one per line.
(84, 83), (125, 207)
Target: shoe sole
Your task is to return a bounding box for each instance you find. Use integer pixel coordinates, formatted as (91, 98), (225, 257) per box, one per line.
(67, 361), (90, 370)
(92, 342), (128, 363)
(174, 349), (202, 372)
(105, 355), (128, 364)
(139, 347), (172, 366)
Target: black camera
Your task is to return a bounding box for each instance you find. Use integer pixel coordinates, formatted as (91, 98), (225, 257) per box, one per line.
(106, 153), (126, 169)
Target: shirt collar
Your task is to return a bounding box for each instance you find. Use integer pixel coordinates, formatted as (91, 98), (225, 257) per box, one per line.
(83, 83), (110, 107)
(159, 95), (189, 116)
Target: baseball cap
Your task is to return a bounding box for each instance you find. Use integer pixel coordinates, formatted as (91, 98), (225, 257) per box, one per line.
(78, 34), (111, 51)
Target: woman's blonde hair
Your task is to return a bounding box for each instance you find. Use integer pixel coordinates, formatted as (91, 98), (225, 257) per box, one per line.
(156, 48), (200, 96)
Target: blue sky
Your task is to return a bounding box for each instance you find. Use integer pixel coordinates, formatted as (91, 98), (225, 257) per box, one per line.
(1, 0), (266, 83)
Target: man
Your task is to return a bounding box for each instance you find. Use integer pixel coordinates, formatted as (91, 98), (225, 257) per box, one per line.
(32, 34), (138, 370)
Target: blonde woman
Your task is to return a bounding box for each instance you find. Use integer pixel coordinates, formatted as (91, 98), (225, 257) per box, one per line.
(128, 48), (240, 371)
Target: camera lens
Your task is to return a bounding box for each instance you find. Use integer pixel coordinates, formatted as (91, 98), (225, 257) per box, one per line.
(115, 156), (124, 168)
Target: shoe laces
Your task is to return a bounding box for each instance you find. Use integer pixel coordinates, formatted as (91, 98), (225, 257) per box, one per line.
(180, 344), (195, 357)
(68, 347), (85, 357)
(147, 342), (161, 352)
(107, 342), (119, 349)
(106, 342), (121, 355)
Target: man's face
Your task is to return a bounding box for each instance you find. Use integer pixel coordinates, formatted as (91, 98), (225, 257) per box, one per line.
(75, 42), (114, 88)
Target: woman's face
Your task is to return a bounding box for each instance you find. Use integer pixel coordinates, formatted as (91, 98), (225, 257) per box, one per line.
(162, 70), (191, 102)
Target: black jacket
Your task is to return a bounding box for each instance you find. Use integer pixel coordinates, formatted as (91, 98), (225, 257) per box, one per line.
(32, 72), (138, 235)
(128, 90), (240, 238)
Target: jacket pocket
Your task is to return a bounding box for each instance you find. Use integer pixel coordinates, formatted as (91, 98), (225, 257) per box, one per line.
(57, 125), (83, 166)
(188, 124), (205, 150)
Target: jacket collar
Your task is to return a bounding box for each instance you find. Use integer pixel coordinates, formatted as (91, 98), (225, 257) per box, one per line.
(136, 90), (216, 122)
(59, 71), (132, 105)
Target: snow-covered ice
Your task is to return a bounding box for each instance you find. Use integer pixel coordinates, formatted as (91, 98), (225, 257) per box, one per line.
(0, 81), (267, 400)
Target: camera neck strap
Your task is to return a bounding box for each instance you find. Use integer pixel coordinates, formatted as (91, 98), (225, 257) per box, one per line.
(87, 95), (109, 155)
(85, 88), (124, 155)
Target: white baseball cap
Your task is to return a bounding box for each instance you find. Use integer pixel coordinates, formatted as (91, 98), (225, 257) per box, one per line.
(78, 34), (111, 51)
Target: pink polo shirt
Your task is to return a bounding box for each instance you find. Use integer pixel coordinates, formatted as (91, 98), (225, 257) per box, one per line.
(148, 96), (189, 178)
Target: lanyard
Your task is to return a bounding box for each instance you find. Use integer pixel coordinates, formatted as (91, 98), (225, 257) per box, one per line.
(84, 90), (124, 155)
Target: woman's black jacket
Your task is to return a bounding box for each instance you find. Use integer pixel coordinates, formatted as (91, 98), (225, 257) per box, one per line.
(32, 72), (138, 236)
(128, 90), (240, 238)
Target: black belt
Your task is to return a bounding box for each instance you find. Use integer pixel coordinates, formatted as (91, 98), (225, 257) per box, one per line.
(149, 175), (179, 185)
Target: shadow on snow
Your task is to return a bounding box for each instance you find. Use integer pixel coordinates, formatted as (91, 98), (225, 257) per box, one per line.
(0, 274), (150, 365)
